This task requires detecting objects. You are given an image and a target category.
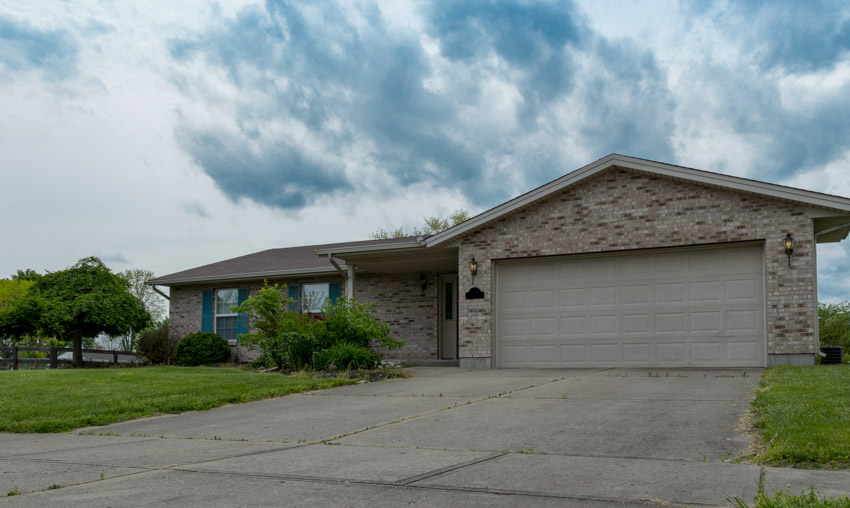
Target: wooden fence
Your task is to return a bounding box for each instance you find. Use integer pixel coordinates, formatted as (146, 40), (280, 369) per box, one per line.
(0, 347), (144, 370)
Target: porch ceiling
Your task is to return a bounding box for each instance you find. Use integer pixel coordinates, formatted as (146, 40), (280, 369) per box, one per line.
(341, 248), (459, 274)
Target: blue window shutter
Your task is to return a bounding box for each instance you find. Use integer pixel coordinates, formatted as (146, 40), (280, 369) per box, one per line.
(287, 284), (300, 312)
(201, 290), (213, 332)
(236, 288), (249, 338)
(328, 282), (341, 305)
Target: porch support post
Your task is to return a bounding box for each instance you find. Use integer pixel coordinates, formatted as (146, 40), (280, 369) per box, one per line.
(347, 264), (355, 299)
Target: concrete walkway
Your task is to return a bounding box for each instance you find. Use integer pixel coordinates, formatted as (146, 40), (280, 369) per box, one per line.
(2, 367), (848, 507)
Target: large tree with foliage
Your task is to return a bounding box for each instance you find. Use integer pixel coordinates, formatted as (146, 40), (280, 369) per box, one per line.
(369, 209), (471, 240)
(105, 269), (167, 351)
(0, 257), (152, 367)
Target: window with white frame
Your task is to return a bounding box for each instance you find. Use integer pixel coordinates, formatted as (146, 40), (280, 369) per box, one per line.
(301, 283), (330, 313)
(215, 288), (239, 341)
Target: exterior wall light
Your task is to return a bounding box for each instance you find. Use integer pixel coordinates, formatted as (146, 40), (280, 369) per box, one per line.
(419, 274), (427, 294)
(784, 232), (795, 266)
(469, 257), (478, 276)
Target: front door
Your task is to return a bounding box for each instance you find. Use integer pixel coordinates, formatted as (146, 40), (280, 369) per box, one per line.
(440, 274), (458, 359)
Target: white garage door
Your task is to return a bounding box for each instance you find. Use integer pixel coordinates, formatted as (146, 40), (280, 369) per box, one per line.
(496, 244), (765, 368)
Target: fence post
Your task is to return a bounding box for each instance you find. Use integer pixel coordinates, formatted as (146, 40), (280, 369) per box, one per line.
(50, 347), (58, 369)
(12, 346), (18, 371)
(113, 351), (119, 365)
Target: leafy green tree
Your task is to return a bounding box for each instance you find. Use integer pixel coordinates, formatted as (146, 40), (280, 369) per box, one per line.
(11, 269), (41, 282)
(1, 257), (152, 367)
(0, 279), (33, 310)
(369, 209), (471, 239)
(819, 301), (850, 351)
(105, 269), (167, 351)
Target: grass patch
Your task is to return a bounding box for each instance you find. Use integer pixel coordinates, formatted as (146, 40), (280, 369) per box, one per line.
(0, 366), (355, 433)
(751, 366), (850, 468)
(731, 487), (850, 507)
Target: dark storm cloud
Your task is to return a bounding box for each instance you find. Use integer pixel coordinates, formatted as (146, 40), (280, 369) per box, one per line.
(167, 1), (677, 210)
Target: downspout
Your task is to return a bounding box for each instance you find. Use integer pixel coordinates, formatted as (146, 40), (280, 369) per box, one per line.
(151, 285), (170, 301)
(327, 254), (354, 299)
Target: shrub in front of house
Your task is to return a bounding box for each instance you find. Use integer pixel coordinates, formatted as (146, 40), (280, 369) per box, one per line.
(175, 332), (231, 366)
(137, 319), (175, 364)
(235, 282), (404, 371)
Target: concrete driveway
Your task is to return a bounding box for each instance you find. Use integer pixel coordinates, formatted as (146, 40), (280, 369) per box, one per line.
(2, 367), (849, 507)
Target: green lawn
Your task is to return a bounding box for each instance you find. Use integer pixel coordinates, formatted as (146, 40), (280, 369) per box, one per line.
(0, 367), (355, 433)
(752, 365), (850, 468)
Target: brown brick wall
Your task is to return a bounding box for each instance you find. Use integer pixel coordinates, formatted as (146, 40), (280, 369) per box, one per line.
(354, 272), (440, 360)
(168, 273), (440, 360)
(457, 167), (815, 360)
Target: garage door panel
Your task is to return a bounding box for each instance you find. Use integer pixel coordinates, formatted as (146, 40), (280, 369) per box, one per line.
(590, 286), (618, 305)
(559, 261), (589, 282)
(691, 342), (722, 361)
(591, 344), (619, 362)
(727, 310), (761, 332)
(621, 255), (653, 276)
(728, 341), (759, 362)
(689, 251), (724, 272)
(498, 244), (765, 368)
(655, 283), (686, 304)
(560, 316), (587, 335)
(690, 312), (722, 332)
(690, 281), (721, 302)
(725, 279), (758, 300)
(500, 346), (528, 364)
(656, 342), (687, 362)
(622, 343), (652, 363)
(501, 290), (528, 310)
(623, 285), (652, 304)
(621, 314), (652, 334)
(591, 315), (619, 334)
(590, 258), (619, 279)
(529, 262), (557, 281)
(501, 318), (529, 337)
(656, 313), (686, 333)
(530, 290), (556, 309)
(559, 288), (586, 307)
(530, 317), (556, 336)
(560, 344), (588, 364)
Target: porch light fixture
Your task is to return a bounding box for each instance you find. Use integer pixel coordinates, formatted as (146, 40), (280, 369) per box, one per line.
(784, 233), (795, 266)
(419, 274), (427, 294)
(469, 257), (478, 276)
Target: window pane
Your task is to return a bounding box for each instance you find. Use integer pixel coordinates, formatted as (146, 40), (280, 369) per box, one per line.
(302, 283), (330, 313)
(216, 316), (237, 342)
(216, 289), (238, 315)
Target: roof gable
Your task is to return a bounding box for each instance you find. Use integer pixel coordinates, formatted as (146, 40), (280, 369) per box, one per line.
(426, 154), (850, 247)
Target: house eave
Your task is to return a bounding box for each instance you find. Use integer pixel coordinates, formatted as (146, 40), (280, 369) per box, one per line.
(147, 266), (340, 287)
(426, 153), (850, 247)
(314, 240), (425, 257)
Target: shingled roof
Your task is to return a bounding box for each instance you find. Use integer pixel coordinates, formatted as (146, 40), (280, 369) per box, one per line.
(149, 237), (419, 285)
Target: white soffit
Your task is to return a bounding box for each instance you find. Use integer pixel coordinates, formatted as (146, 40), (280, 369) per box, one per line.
(426, 154), (850, 247)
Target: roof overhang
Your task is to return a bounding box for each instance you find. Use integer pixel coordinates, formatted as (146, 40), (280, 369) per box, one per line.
(315, 241), (458, 274)
(147, 266), (339, 286)
(426, 154), (850, 247)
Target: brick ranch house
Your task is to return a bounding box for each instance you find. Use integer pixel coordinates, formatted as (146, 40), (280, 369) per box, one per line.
(149, 154), (850, 368)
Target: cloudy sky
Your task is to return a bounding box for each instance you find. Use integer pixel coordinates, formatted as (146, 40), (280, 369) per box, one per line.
(2, 0), (850, 301)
